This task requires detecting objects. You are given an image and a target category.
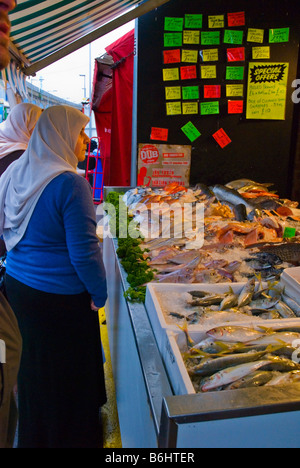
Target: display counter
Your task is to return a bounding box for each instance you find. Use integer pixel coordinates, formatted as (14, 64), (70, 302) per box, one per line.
(103, 236), (300, 448)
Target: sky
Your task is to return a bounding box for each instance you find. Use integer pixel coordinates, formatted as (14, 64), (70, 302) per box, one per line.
(29, 20), (135, 104)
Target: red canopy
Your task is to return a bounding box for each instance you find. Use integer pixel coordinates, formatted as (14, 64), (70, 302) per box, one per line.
(92, 29), (134, 187)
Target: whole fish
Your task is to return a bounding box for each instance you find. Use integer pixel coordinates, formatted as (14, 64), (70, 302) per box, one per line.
(246, 331), (300, 346)
(275, 300), (297, 319)
(226, 179), (273, 190)
(265, 371), (300, 386)
(156, 256), (200, 283)
(188, 294), (224, 307)
(256, 311), (281, 320)
(281, 294), (300, 317)
(250, 252), (283, 266)
(238, 278), (256, 307)
(206, 325), (267, 343)
(227, 370), (275, 389)
(193, 183), (215, 199)
(187, 290), (214, 299)
(211, 184), (255, 211)
(249, 297), (279, 310)
(219, 288), (238, 310)
(201, 360), (273, 392)
(189, 350), (270, 377)
(263, 354), (300, 372)
(253, 242), (300, 265)
(190, 338), (236, 354)
(170, 250), (201, 265)
(148, 248), (178, 265)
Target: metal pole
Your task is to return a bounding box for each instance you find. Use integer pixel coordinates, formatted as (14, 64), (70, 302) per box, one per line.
(79, 74), (86, 99)
(89, 43), (92, 139)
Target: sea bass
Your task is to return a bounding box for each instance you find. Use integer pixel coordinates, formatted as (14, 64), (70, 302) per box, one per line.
(211, 184), (255, 211)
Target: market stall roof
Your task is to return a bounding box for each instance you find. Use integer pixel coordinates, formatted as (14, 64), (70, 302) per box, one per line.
(9, 0), (170, 76)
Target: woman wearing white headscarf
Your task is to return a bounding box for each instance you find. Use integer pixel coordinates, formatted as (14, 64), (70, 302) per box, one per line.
(1, 105), (107, 448)
(0, 103), (42, 259)
(0, 102), (42, 176)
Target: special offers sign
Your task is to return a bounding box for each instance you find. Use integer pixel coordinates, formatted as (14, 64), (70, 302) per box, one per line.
(246, 62), (289, 120)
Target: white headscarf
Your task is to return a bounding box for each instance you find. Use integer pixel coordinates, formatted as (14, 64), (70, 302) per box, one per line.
(0, 105), (89, 251)
(0, 102), (42, 159)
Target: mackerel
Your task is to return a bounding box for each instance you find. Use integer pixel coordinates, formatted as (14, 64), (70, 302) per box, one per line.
(206, 325), (266, 343)
(190, 350), (269, 377)
(201, 360), (273, 392)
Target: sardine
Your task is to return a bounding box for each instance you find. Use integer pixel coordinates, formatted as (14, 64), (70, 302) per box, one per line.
(201, 360), (273, 392)
(238, 278), (256, 307)
(206, 325), (267, 343)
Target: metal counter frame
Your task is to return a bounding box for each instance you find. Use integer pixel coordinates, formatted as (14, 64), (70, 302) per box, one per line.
(103, 236), (300, 448)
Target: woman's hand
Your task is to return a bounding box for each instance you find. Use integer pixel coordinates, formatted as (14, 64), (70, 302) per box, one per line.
(90, 300), (99, 311)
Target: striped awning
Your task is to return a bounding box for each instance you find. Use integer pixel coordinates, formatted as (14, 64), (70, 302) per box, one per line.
(9, 0), (170, 76)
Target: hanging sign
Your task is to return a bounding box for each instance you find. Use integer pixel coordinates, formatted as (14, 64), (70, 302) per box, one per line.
(137, 144), (191, 187)
(246, 62), (289, 120)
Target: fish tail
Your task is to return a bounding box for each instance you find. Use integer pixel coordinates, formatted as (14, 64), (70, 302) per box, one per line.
(177, 320), (194, 347)
(254, 272), (263, 289)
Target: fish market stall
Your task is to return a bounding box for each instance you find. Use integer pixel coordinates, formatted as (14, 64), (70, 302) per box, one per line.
(102, 182), (300, 448)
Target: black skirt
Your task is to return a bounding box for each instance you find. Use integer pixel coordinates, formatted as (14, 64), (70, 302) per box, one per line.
(5, 274), (107, 448)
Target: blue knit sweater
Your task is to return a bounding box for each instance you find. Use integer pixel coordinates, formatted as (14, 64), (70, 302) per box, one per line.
(6, 172), (107, 307)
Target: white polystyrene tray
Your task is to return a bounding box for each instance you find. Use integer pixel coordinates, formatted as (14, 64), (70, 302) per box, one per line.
(145, 281), (300, 352)
(162, 329), (196, 395)
(280, 267), (300, 303)
(163, 320), (300, 396)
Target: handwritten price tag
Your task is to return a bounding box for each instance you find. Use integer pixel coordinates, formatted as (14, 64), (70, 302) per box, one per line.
(180, 65), (197, 80)
(227, 11), (245, 27)
(204, 85), (221, 98)
(181, 121), (201, 142)
(228, 100), (244, 114)
(163, 49), (181, 64)
(150, 127), (169, 141)
(227, 47), (245, 62)
(213, 128), (232, 148)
